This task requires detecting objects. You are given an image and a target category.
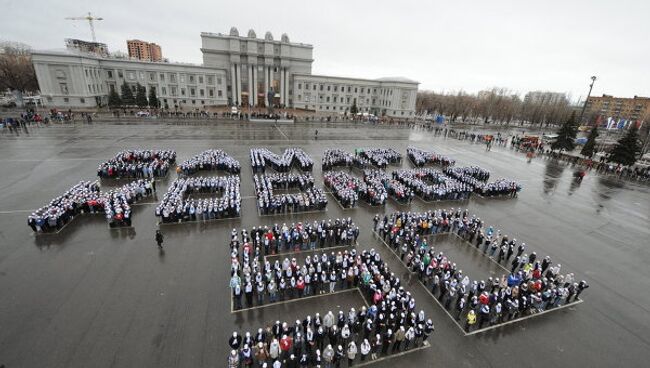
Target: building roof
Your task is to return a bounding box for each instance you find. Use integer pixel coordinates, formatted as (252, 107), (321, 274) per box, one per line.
(374, 76), (419, 83)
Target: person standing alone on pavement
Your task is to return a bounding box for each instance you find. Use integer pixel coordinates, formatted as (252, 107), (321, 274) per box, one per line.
(155, 230), (164, 249)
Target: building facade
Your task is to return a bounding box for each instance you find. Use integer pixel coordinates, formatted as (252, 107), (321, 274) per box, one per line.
(127, 40), (163, 62)
(32, 27), (419, 117)
(585, 94), (650, 122)
(32, 50), (227, 108)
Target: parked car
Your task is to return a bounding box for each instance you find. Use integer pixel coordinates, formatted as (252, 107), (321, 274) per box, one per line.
(136, 111), (151, 117)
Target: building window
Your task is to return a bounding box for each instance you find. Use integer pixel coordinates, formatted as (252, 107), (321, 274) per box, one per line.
(298, 95), (302, 100)
(217, 77), (222, 85)
(190, 88), (196, 97)
(313, 85), (316, 90)
(88, 84), (91, 92)
(107, 70), (113, 78)
(207, 76), (214, 84)
(80, 98), (85, 103)
(298, 84), (302, 90)
(327, 85), (331, 91)
(63, 97), (69, 103)
(200, 89), (204, 97)
(161, 87), (167, 95)
(149, 72), (155, 81)
(170, 74), (177, 82)
(160, 73), (165, 81)
(218, 90), (222, 97)
(180, 74), (186, 83)
(199, 75), (204, 84)
(189, 75), (194, 83)
(320, 85), (323, 91)
(85, 69), (89, 77)
(138, 71), (144, 80)
(181, 88), (186, 96)
(333, 97), (337, 103)
(118, 71), (124, 78)
(354, 88), (358, 93)
(326, 96), (330, 102)
(192, 100), (195, 104)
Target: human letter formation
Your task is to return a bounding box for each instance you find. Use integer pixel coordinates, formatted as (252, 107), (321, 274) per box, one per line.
(176, 149), (241, 176)
(28, 179), (156, 232)
(407, 147), (456, 167)
(97, 149), (176, 179)
(374, 210), (588, 332)
(155, 176), (241, 222)
(227, 248), (433, 367)
(323, 170), (388, 208)
(254, 173), (327, 215)
(251, 148), (314, 173)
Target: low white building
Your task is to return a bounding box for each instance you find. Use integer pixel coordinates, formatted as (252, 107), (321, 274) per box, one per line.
(32, 50), (228, 108)
(32, 28), (419, 117)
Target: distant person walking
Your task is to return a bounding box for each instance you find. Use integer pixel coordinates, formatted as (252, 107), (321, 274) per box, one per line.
(155, 230), (164, 249)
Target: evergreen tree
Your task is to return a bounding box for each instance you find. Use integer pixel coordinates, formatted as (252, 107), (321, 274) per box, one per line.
(120, 81), (135, 106)
(580, 126), (599, 157)
(108, 88), (122, 108)
(135, 83), (148, 108)
(609, 126), (642, 166)
(551, 111), (578, 151)
(350, 102), (358, 115)
(148, 87), (159, 108)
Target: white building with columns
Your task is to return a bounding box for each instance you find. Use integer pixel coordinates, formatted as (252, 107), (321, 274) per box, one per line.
(31, 27), (419, 117)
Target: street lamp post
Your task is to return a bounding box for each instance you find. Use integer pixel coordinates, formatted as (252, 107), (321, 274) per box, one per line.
(579, 75), (597, 125)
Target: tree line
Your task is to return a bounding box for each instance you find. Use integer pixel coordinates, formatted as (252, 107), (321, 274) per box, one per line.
(108, 81), (160, 109)
(416, 87), (574, 127)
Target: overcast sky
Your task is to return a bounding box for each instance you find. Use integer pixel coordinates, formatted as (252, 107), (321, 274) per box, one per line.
(2, 0), (649, 101)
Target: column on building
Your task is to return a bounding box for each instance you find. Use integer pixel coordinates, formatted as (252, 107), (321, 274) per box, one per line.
(236, 64), (243, 107)
(247, 64), (253, 108)
(280, 68), (285, 106)
(252, 65), (258, 107)
(264, 66), (270, 107)
(230, 64), (237, 105)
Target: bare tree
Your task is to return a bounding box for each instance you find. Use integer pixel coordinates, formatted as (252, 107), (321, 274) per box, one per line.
(0, 42), (39, 107)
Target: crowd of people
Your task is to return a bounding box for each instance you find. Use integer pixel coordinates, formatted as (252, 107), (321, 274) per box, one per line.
(323, 171), (388, 208)
(27, 179), (155, 232)
(322, 150), (354, 171)
(407, 147), (456, 168)
(254, 174), (327, 215)
(177, 149), (241, 175)
(227, 247), (433, 367)
(103, 179), (156, 227)
(374, 210), (588, 332)
(251, 148), (314, 173)
(358, 148), (402, 169)
(444, 167), (521, 197)
(232, 219), (359, 257)
(155, 176), (241, 222)
(391, 169), (472, 202)
(97, 150), (176, 179)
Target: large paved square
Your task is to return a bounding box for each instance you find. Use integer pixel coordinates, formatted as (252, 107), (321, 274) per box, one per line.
(0, 121), (648, 368)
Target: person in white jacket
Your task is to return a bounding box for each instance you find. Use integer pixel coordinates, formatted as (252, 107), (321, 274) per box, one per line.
(347, 341), (358, 366)
(360, 339), (371, 362)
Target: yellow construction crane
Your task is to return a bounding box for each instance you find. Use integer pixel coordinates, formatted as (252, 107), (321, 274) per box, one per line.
(65, 12), (103, 42)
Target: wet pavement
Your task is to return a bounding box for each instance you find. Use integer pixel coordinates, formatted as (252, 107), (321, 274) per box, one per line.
(0, 121), (649, 368)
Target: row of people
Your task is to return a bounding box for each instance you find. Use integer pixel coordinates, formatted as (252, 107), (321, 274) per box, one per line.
(177, 149), (241, 175)
(251, 148), (314, 173)
(407, 147), (456, 167)
(228, 248), (432, 367)
(103, 179), (156, 227)
(155, 176), (241, 222)
(97, 150), (176, 178)
(233, 219), (359, 256)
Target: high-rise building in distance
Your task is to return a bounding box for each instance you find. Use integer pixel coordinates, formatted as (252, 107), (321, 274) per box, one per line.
(126, 40), (163, 61)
